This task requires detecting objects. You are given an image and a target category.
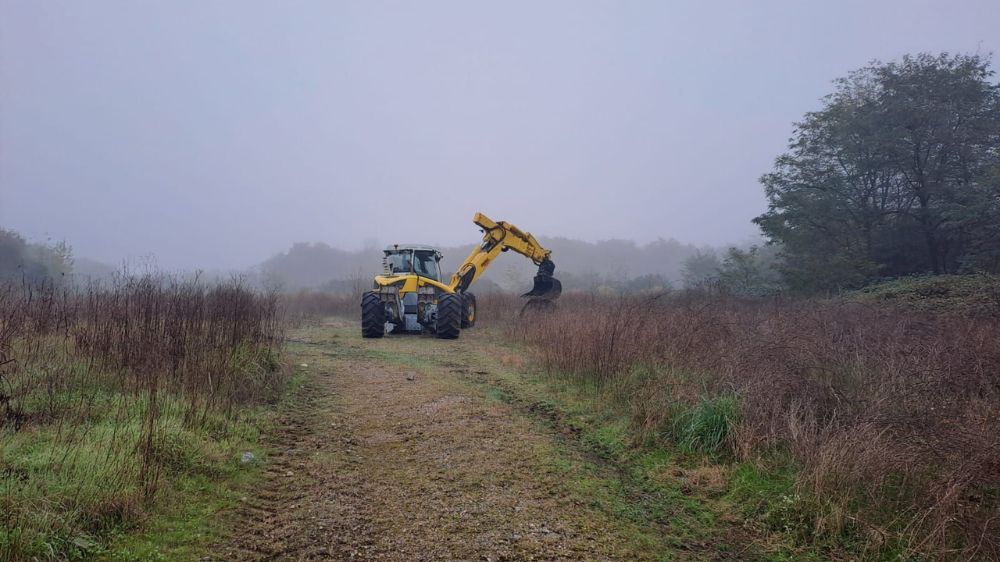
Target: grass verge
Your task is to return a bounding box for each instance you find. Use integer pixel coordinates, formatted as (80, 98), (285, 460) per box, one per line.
(1, 368), (306, 562)
(98, 369), (308, 561)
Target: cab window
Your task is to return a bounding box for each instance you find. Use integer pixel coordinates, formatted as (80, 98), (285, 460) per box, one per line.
(413, 251), (440, 280)
(386, 252), (412, 274)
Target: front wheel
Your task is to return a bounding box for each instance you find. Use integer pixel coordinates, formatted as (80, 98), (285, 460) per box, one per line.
(461, 292), (477, 328)
(435, 293), (462, 339)
(361, 291), (385, 338)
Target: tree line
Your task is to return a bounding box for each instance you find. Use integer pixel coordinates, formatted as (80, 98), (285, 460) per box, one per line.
(8, 53), (997, 297)
(754, 52), (1000, 292)
(258, 236), (710, 294)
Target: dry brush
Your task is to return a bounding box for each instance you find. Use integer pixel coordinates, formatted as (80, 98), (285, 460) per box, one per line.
(496, 292), (999, 560)
(0, 275), (284, 560)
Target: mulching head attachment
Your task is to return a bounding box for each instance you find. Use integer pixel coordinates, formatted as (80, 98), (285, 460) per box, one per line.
(521, 258), (562, 301)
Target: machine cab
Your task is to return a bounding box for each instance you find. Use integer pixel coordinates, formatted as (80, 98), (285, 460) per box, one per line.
(383, 245), (443, 281)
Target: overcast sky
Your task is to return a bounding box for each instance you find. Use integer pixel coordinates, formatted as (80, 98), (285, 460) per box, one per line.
(2, 1), (998, 269)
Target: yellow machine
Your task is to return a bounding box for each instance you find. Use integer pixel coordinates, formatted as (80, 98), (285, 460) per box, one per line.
(361, 212), (561, 339)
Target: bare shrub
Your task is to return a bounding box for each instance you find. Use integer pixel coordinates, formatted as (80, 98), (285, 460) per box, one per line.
(0, 275), (284, 560)
(510, 293), (1000, 559)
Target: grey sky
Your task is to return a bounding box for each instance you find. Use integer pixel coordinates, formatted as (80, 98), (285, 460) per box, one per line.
(2, 1), (998, 270)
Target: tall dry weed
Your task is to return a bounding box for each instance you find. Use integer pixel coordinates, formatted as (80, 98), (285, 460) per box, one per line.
(1, 274), (284, 558)
(503, 292), (999, 559)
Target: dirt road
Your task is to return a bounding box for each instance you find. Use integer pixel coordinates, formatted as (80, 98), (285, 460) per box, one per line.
(213, 319), (747, 561)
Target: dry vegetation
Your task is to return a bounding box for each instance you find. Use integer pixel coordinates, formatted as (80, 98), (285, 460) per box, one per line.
(11, 279), (991, 560)
(278, 289), (359, 324)
(0, 276), (284, 561)
(487, 292), (1000, 560)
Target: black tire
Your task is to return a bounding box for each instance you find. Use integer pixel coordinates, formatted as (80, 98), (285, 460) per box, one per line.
(361, 291), (385, 338)
(461, 292), (477, 328)
(435, 293), (462, 339)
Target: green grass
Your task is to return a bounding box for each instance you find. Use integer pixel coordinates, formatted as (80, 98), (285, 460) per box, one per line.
(98, 472), (251, 562)
(97, 367), (308, 562)
(1, 363), (300, 562)
(728, 459), (802, 535)
(727, 456), (887, 560)
(668, 394), (739, 458)
(2, 392), (255, 561)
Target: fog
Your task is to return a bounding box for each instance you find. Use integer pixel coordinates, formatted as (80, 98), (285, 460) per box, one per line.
(2, 1), (998, 271)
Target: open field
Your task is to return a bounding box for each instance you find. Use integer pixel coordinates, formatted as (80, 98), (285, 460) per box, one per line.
(4, 285), (997, 561)
(216, 289), (998, 560)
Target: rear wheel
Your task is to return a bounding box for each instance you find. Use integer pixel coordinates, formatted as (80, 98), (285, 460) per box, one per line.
(461, 292), (477, 328)
(361, 291), (385, 338)
(435, 293), (462, 339)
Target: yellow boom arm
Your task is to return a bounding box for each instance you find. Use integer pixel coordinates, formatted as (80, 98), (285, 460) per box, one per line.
(448, 212), (560, 299)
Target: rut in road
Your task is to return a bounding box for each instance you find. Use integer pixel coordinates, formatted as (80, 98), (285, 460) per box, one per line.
(214, 320), (735, 561)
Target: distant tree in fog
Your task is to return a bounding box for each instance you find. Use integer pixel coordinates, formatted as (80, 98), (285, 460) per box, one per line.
(259, 235), (709, 293)
(0, 228), (73, 282)
(259, 242), (380, 290)
(716, 246), (784, 296)
(622, 273), (671, 294)
(72, 257), (116, 282)
(680, 247), (783, 295)
(681, 251), (722, 290)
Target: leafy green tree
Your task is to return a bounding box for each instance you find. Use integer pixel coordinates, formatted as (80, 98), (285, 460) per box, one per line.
(756, 53), (1000, 290)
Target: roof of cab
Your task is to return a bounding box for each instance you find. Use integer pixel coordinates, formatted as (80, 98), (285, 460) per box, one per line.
(383, 244), (440, 253)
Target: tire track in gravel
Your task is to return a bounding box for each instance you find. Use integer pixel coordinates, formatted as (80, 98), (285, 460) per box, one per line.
(212, 320), (694, 561)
